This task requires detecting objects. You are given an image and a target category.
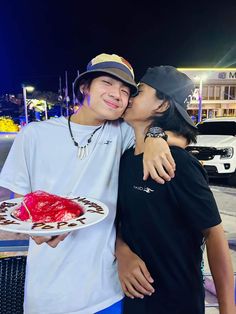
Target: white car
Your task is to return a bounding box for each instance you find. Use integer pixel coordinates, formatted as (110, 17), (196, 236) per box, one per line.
(186, 117), (236, 185)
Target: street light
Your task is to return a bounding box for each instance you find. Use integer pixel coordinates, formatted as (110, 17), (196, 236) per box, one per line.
(22, 85), (35, 125)
(194, 75), (207, 123)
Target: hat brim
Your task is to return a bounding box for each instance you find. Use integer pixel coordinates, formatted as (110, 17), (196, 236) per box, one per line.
(74, 68), (138, 96)
(173, 101), (197, 129)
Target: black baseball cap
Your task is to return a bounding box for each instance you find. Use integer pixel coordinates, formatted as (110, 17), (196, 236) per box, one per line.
(140, 66), (197, 128)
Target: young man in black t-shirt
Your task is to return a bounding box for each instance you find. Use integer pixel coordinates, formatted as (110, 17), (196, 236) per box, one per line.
(116, 66), (235, 314)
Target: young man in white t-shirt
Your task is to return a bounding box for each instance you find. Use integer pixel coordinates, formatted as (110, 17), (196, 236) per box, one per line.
(0, 53), (177, 314)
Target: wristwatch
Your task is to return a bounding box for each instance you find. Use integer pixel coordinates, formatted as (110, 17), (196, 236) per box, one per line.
(144, 127), (168, 141)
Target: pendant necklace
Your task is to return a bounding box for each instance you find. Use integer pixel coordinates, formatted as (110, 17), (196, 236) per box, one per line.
(68, 115), (103, 159)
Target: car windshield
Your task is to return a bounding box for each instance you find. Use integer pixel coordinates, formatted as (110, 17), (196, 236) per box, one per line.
(197, 121), (236, 136)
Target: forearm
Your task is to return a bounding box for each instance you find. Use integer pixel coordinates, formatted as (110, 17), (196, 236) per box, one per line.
(166, 131), (187, 148)
(205, 225), (235, 313)
(115, 229), (154, 298)
(115, 231), (131, 259)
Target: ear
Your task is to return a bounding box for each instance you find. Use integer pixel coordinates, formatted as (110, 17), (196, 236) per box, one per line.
(154, 100), (169, 113)
(79, 84), (89, 96)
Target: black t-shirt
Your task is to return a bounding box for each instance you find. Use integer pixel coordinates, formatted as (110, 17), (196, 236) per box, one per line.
(118, 146), (221, 314)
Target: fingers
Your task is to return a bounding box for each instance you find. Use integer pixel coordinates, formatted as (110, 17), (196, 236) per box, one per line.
(143, 162), (165, 184)
(124, 280), (145, 299)
(31, 236), (52, 245)
(139, 262), (154, 284)
(158, 157), (175, 179)
(143, 155), (175, 183)
(133, 262), (155, 294)
(31, 233), (69, 248)
(143, 137), (176, 182)
(122, 275), (155, 299)
(129, 276), (154, 296)
(117, 244), (155, 299)
(119, 263), (155, 299)
(46, 233), (69, 248)
(167, 153), (176, 172)
(121, 282), (135, 299)
(143, 164), (149, 181)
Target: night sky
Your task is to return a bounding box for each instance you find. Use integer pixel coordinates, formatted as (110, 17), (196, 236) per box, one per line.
(1, 0), (236, 95)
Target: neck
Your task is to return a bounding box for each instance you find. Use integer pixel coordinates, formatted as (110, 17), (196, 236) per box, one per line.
(132, 122), (149, 155)
(70, 103), (105, 126)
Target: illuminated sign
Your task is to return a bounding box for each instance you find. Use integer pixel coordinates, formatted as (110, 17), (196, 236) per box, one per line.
(218, 72), (236, 79)
(229, 72), (236, 79)
(218, 72), (226, 79)
(179, 68), (236, 81)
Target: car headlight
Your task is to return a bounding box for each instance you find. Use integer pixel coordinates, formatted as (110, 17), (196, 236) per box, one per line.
(219, 147), (234, 159)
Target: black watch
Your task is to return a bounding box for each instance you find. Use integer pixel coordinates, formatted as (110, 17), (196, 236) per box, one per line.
(144, 127), (168, 141)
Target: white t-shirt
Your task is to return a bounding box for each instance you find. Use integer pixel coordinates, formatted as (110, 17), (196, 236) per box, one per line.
(0, 116), (134, 314)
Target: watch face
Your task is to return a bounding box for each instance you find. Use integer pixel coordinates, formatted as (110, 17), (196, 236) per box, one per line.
(149, 127), (163, 135)
(145, 126), (168, 141)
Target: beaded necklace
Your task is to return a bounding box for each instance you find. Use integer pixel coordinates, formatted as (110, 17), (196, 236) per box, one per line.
(68, 115), (103, 159)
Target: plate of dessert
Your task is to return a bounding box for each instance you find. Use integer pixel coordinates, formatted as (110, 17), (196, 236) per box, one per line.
(0, 191), (109, 236)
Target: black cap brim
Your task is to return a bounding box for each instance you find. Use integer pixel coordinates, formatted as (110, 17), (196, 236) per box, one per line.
(173, 101), (197, 129)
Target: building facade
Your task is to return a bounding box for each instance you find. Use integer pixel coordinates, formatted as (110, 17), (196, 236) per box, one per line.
(179, 68), (236, 121)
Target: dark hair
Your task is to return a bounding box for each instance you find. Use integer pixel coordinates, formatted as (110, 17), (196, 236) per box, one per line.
(75, 73), (103, 104)
(149, 90), (198, 144)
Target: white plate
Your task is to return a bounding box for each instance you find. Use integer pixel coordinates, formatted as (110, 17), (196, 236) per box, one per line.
(0, 196), (109, 236)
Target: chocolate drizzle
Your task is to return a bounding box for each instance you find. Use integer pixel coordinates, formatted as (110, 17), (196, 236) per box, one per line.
(0, 202), (17, 211)
(0, 196), (106, 232)
(0, 202), (20, 225)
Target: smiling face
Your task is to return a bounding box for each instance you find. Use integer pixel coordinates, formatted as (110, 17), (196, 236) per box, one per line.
(123, 83), (163, 127)
(80, 75), (131, 123)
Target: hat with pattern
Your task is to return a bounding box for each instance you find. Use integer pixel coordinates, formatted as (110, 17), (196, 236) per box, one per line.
(73, 53), (138, 96)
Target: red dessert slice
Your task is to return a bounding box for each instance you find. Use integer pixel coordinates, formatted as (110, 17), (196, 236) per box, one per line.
(12, 191), (84, 223)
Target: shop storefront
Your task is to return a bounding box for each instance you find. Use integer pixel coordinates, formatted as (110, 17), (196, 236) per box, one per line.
(179, 68), (236, 121)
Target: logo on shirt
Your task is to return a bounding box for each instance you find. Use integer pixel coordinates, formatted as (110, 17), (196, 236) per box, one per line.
(104, 140), (112, 145)
(133, 186), (154, 193)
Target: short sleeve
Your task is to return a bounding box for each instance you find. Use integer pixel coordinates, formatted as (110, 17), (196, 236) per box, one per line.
(169, 150), (221, 231)
(0, 124), (35, 195)
(120, 120), (135, 154)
